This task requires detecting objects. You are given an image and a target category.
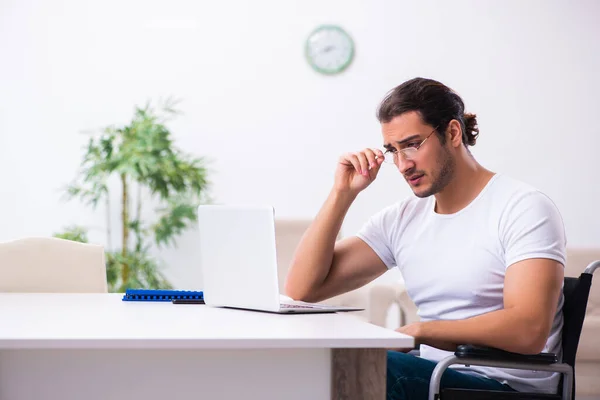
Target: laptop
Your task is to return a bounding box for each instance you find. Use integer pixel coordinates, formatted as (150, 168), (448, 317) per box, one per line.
(196, 204), (363, 314)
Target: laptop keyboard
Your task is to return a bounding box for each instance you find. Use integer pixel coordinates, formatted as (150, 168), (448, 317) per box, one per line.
(280, 303), (317, 309)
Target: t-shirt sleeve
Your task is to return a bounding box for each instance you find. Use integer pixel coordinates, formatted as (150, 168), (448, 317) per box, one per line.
(501, 191), (567, 269)
(356, 207), (397, 269)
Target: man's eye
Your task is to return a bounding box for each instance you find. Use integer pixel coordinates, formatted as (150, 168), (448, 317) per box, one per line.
(385, 148), (397, 154)
(406, 142), (420, 149)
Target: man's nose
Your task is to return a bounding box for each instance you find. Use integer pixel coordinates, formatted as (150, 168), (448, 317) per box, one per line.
(397, 155), (415, 174)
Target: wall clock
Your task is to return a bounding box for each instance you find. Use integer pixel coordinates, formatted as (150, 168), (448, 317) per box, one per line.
(305, 25), (355, 75)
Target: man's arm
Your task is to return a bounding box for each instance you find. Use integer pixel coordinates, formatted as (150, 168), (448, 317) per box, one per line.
(398, 258), (564, 354)
(284, 189), (388, 303)
(285, 147), (389, 303)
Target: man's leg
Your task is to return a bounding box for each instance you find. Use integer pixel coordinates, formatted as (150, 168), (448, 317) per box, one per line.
(386, 351), (514, 400)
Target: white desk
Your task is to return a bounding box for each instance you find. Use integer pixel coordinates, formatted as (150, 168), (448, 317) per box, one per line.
(0, 293), (413, 400)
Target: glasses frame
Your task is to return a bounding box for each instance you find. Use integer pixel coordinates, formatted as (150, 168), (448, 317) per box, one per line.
(383, 126), (439, 164)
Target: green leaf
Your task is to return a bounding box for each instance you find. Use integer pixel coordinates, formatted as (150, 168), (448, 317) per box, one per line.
(152, 195), (198, 248)
(53, 226), (89, 243)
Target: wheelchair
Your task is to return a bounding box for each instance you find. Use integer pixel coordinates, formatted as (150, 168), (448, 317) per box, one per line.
(429, 260), (600, 400)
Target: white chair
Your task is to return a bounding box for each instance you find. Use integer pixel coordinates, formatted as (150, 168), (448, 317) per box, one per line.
(366, 279), (419, 328)
(0, 237), (108, 293)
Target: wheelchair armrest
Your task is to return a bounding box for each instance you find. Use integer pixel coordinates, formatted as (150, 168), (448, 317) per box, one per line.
(455, 344), (558, 364)
(429, 350), (572, 400)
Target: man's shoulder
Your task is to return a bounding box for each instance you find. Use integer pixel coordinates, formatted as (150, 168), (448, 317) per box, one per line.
(492, 174), (567, 264)
(490, 173), (540, 195)
(484, 174), (558, 212)
(491, 174), (564, 234)
(492, 174), (558, 207)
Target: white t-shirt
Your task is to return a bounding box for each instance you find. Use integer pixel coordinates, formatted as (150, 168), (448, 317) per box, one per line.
(356, 173), (566, 394)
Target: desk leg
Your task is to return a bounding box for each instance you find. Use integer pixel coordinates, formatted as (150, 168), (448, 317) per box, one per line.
(331, 348), (386, 400)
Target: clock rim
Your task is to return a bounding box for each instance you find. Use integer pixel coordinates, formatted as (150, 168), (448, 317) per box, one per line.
(304, 24), (355, 75)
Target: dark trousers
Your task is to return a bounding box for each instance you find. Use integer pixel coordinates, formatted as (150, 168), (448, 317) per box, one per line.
(387, 350), (515, 400)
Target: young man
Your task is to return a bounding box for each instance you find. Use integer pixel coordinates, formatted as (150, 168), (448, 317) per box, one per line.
(285, 77), (566, 399)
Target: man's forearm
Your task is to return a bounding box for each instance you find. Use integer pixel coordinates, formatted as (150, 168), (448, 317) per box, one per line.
(284, 189), (356, 300)
(415, 308), (549, 354)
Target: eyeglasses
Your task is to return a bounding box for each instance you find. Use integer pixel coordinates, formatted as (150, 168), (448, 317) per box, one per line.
(382, 127), (438, 164)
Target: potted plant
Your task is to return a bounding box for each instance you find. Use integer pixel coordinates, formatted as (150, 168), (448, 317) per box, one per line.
(55, 99), (210, 292)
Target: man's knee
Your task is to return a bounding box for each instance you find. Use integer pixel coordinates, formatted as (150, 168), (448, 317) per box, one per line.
(386, 351), (437, 400)
(387, 351), (435, 377)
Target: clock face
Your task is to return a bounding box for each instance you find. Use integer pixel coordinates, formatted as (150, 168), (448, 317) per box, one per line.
(305, 25), (354, 75)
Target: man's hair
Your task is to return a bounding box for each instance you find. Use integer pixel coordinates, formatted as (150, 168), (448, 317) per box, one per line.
(376, 77), (479, 146)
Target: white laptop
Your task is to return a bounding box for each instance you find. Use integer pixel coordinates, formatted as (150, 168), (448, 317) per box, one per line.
(196, 204), (363, 314)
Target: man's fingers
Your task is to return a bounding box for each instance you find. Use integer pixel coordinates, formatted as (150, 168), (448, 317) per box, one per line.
(363, 148), (378, 170)
(340, 148), (385, 178)
(340, 153), (361, 174)
(388, 348), (414, 353)
(354, 152), (370, 176)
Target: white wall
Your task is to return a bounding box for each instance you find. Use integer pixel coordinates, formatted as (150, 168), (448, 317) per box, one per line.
(1, 0), (599, 289)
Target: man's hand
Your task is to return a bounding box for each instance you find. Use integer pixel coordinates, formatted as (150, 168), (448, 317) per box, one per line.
(334, 148), (384, 196)
(391, 322), (423, 353)
(393, 322), (458, 353)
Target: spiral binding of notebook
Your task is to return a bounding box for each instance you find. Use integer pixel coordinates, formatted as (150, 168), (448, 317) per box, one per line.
(122, 289), (204, 302)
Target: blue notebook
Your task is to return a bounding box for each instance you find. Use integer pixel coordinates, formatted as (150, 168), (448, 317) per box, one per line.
(122, 289), (204, 302)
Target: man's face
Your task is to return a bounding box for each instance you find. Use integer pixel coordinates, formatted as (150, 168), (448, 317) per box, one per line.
(381, 111), (455, 198)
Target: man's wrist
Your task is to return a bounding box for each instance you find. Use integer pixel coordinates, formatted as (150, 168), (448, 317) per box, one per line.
(329, 188), (359, 205)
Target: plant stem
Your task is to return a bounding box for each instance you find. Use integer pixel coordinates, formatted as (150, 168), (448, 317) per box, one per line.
(121, 173), (129, 285)
(106, 193), (112, 251)
(136, 184), (142, 252)
(137, 184), (142, 221)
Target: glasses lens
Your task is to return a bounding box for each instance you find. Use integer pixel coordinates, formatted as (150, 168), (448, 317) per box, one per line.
(402, 148), (416, 160)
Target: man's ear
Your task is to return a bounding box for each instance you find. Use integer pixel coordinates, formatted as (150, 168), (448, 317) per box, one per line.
(447, 120), (463, 148)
